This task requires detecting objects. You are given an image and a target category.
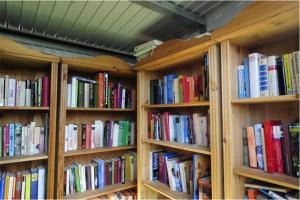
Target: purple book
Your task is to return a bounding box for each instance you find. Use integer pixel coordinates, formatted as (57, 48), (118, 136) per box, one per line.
(39, 127), (45, 153)
(117, 83), (122, 108)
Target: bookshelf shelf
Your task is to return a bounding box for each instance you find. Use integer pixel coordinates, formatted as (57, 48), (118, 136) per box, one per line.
(231, 95), (299, 104)
(0, 154), (48, 165)
(143, 180), (192, 200)
(142, 101), (210, 108)
(234, 166), (299, 190)
(66, 107), (135, 112)
(64, 181), (137, 200)
(0, 106), (50, 111)
(143, 139), (211, 155)
(64, 145), (137, 157)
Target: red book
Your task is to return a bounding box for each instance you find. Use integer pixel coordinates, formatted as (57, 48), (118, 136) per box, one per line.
(98, 73), (104, 108)
(273, 125), (284, 173)
(193, 75), (200, 101)
(41, 76), (49, 107)
(114, 86), (118, 108)
(183, 76), (190, 103)
(14, 171), (22, 199)
(247, 188), (258, 200)
(163, 112), (170, 141)
(148, 112), (153, 139)
(263, 120), (281, 173)
(86, 124), (92, 149)
(114, 160), (118, 184)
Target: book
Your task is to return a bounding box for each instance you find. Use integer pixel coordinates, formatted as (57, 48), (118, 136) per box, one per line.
(242, 128), (249, 166)
(237, 65), (245, 98)
(273, 125), (284, 173)
(258, 58), (268, 97)
(283, 54), (293, 95)
(246, 126), (257, 168)
(245, 180), (290, 193)
(248, 53), (266, 98)
(267, 56), (279, 96)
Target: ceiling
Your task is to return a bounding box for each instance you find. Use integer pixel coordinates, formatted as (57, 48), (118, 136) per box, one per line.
(0, 1), (251, 57)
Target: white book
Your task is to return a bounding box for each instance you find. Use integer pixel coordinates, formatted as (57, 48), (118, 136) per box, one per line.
(34, 127), (40, 154)
(71, 77), (77, 107)
(149, 151), (153, 181)
(94, 121), (102, 148)
(37, 166), (46, 199)
(169, 115), (175, 142)
(8, 78), (16, 106)
(16, 80), (21, 106)
(72, 125), (78, 150)
(8, 174), (14, 200)
(21, 126), (26, 155)
(121, 88), (126, 109)
(267, 56), (279, 96)
(29, 122), (36, 154)
(193, 113), (201, 146)
(68, 124), (73, 151)
(80, 165), (86, 192)
(130, 122), (135, 145)
(4, 75), (9, 106)
(91, 124), (95, 148)
(25, 81), (31, 107)
(179, 162), (187, 193)
(179, 116), (185, 143)
(84, 83), (89, 108)
(95, 120), (104, 148)
(65, 125), (69, 152)
(199, 116), (208, 147)
(21, 173), (26, 200)
(0, 77), (4, 106)
(249, 53), (266, 98)
(19, 81), (26, 106)
(258, 58), (269, 97)
(67, 83), (71, 107)
(166, 159), (176, 191)
(113, 123), (119, 147)
(90, 164), (95, 190)
(65, 168), (70, 196)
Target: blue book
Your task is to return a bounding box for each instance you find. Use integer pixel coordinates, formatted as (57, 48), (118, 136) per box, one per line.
(0, 172), (5, 199)
(244, 58), (250, 98)
(96, 159), (105, 189)
(237, 65), (245, 99)
(8, 123), (14, 157)
(30, 167), (38, 200)
(163, 76), (168, 104)
(258, 57), (269, 97)
(253, 124), (264, 170)
(167, 75), (176, 104)
(183, 116), (189, 144)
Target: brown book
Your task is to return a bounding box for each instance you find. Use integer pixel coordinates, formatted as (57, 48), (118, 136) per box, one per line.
(77, 124), (82, 150)
(14, 171), (22, 199)
(189, 76), (194, 102)
(247, 126), (257, 168)
(81, 124), (87, 149)
(282, 124), (293, 175)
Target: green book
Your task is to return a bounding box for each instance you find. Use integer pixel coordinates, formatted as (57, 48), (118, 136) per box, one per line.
(74, 165), (81, 192)
(78, 81), (84, 107)
(119, 121), (124, 146)
(94, 84), (99, 108)
(124, 121), (129, 145)
(107, 85), (111, 108)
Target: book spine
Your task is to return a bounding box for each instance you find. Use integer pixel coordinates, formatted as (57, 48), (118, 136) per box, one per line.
(104, 73), (109, 108)
(0, 78), (4, 106)
(259, 57), (269, 97)
(242, 128), (249, 166)
(78, 81), (84, 107)
(163, 76), (168, 104)
(41, 76), (49, 107)
(244, 58), (250, 98)
(292, 51), (299, 94)
(282, 124), (293, 175)
(167, 75), (174, 104)
(8, 79), (16, 106)
(89, 83), (94, 108)
(283, 54), (293, 95)
(267, 56), (279, 96)
(9, 123), (14, 157)
(98, 73), (104, 108)
(275, 57), (286, 95)
(249, 53), (264, 98)
(254, 124), (264, 170)
(84, 83), (89, 108)
(247, 126), (257, 168)
(237, 65), (245, 99)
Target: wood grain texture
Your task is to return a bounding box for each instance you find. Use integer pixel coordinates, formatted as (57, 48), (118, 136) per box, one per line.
(142, 101), (209, 108)
(0, 106), (49, 110)
(231, 95), (299, 104)
(66, 107), (135, 112)
(0, 154), (48, 165)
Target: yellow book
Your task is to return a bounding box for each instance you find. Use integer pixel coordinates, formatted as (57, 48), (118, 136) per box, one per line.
(124, 154), (133, 181)
(4, 173), (9, 200)
(283, 54), (293, 95)
(12, 175), (16, 199)
(25, 173), (31, 200)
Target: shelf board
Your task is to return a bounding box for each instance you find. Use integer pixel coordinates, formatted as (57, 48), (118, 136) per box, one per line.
(234, 166), (299, 190)
(64, 145), (137, 157)
(231, 95), (299, 104)
(143, 180), (192, 200)
(143, 138), (211, 155)
(0, 106), (49, 111)
(0, 154), (48, 165)
(64, 181), (137, 200)
(66, 107), (135, 112)
(142, 101), (210, 108)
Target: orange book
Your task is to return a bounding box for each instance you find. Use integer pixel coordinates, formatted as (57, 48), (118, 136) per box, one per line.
(98, 73), (104, 108)
(247, 126), (257, 168)
(247, 188), (258, 200)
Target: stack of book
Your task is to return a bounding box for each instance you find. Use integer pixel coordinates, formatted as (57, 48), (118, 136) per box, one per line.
(0, 75), (50, 107)
(64, 120), (135, 152)
(237, 51), (299, 99)
(0, 113), (49, 157)
(243, 120), (299, 177)
(67, 73), (135, 109)
(133, 40), (162, 61)
(147, 112), (209, 147)
(0, 166), (47, 199)
(149, 56), (209, 104)
(89, 189), (137, 200)
(149, 150), (211, 199)
(64, 151), (137, 196)
(245, 180), (299, 199)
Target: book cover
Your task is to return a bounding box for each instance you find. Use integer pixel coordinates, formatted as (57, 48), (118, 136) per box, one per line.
(253, 124), (264, 170)
(9, 123), (15, 157)
(14, 123), (22, 156)
(30, 167), (38, 199)
(237, 65), (245, 99)
(247, 126), (257, 168)
(283, 54), (293, 95)
(273, 125), (284, 173)
(248, 53), (266, 98)
(289, 123), (299, 177)
(267, 56), (279, 96)
(244, 58), (251, 98)
(258, 57), (269, 97)
(242, 128), (249, 166)
(193, 154), (210, 200)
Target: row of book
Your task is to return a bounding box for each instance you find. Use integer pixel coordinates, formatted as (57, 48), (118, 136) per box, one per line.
(67, 73), (135, 109)
(89, 189), (137, 200)
(243, 120), (299, 177)
(244, 180), (298, 200)
(149, 150), (211, 199)
(64, 151), (137, 196)
(148, 112), (209, 147)
(0, 76), (50, 107)
(0, 166), (46, 199)
(64, 120), (135, 152)
(237, 51), (299, 99)
(0, 114), (49, 157)
(149, 56), (208, 105)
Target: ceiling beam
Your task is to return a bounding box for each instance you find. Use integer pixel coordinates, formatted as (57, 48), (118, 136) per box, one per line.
(132, 0), (206, 26)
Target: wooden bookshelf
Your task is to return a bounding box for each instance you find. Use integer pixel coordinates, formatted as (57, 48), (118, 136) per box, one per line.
(64, 181), (137, 200)
(0, 36), (59, 198)
(135, 38), (223, 199)
(55, 56), (137, 198)
(219, 3), (300, 199)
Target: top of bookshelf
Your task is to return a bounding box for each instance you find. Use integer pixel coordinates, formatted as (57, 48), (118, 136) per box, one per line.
(61, 55), (136, 77)
(135, 36), (214, 72)
(0, 36), (60, 63)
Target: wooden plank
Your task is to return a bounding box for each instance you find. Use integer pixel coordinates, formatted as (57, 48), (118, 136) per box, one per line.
(64, 181), (137, 200)
(143, 180), (192, 200)
(142, 101), (209, 108)
(0, 106), (49, 110)
(64, 145), (137, 157)
(231, 95), (299, 104)
(66, 107), (135, 112)
(0, 154), (48, 165)
(234, 166), (299, 190)
(143, 139), (210, 155)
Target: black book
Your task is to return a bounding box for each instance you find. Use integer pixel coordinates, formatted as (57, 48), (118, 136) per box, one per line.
(103, 122), (108, 147)
(150, 80), (154, 104)
(89, 83), (94, 108)
(153, 79), (159, 104)
(276, 57), (287, 95)
(78, 81), (84, 107)
(30, 80), (35, 106)
(93, 84), (99, 108)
